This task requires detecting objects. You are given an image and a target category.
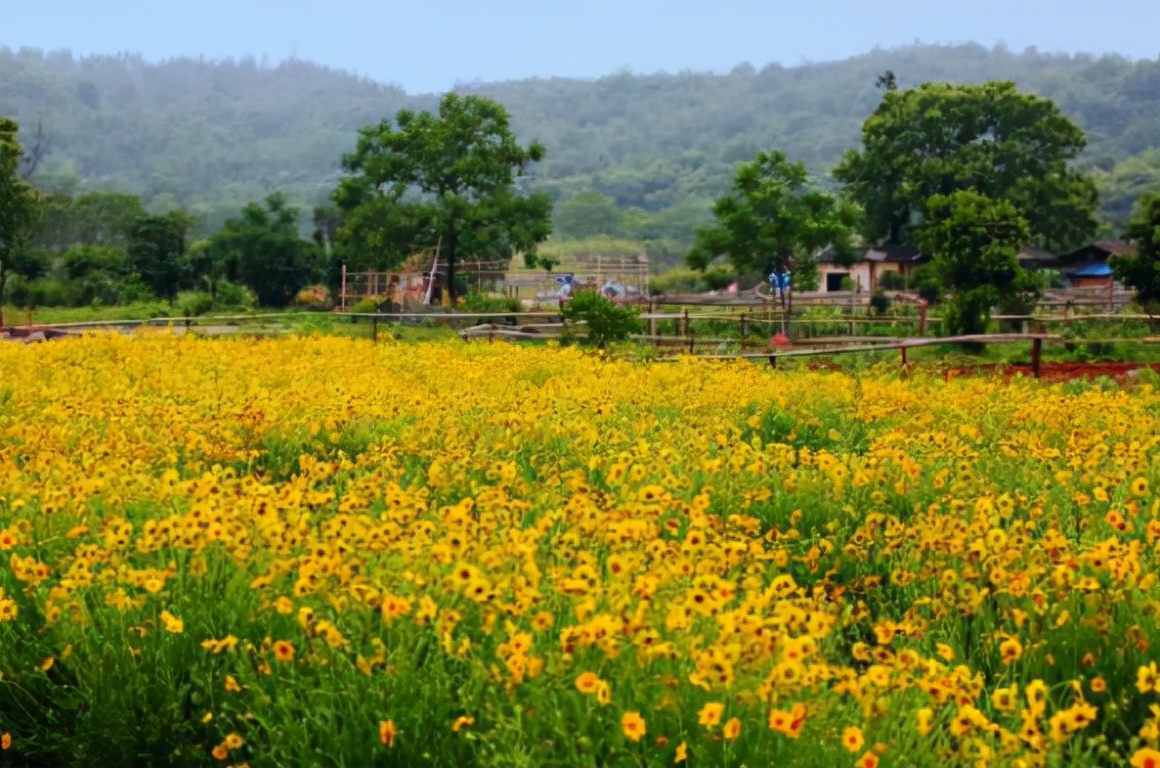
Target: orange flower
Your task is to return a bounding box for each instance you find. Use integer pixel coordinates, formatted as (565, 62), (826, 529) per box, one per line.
(1, 733), (10, 750)
(857, 751), (880, 768)
(272, 640), (295, 663)
(212, 743), (229, 761)
(575, 671), (600, 695)
(723, 717), (741, 740)
(379, 719), (397, 747)
(842, 726), (865, 753)
(452, 716), (475, 733)
(1132, 748), (1160, 768)
(621, 711), (646, 742)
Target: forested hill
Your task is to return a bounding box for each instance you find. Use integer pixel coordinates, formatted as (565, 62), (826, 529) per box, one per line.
(2, 43), (1159, 237)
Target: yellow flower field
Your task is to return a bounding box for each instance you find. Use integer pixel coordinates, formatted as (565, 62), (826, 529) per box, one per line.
(1, 334), (1160, 768)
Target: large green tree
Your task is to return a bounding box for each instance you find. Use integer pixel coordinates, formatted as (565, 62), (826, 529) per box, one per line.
(1111, 192), (1160, 310)
(208, 193), (324, 308)
(0, 117), (41, 317)
(835, 80), (1098, 252)
(687, 150), (855, 277)
(127, 211), (194, 303)
(916, 189), (1034, 335)
(334, 92), (552, 302)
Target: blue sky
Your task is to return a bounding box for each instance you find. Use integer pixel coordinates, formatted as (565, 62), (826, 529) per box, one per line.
(1, 0), (1157, 93)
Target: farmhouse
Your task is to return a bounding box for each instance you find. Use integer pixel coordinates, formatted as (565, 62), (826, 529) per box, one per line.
(816, 245), (930, 294)
(1055, 240), (1137, 288)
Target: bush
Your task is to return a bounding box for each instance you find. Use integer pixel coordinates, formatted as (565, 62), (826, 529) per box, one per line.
(348, 298), (380, 314)
(461, 292), (519, 313)
(560, 290), (644, 348)
(216, 280), (257, 309)
(294, 284), (330, 309)
(869, 293), (892, 315)
(878, 270), (904, 291)
(176, 291), (215, 317)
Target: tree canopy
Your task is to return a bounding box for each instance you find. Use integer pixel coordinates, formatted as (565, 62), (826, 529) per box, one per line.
(834, 80), (1099, 252)
(0, 117), (41, 309)
(915, 189), (1035, 334)
(1111, 192), (1160, 309)
(334, 92), (552, 301)
(126, 212), (192, 302)
(687, 150), (855, 277)
(207, 193), (324, 307)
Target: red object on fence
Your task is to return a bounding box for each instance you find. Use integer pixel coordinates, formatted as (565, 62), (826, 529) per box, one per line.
(771, 333), (791, 348)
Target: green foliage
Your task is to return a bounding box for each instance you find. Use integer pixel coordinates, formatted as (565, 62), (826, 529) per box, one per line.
(347, 298), (380, 314)
(1111, 191), (1160, 308)
(688, 150), (855, 276)
(335, 92), (553, 301)
(176, 290), (215, 317)
(30, 191), (148, 251)
(208, 193), (325, 308)
(835, 80), (1098, 252)
(1094, 149), (1160, 226)
(560, 289), (643, 347)
(461, 292), (522, 314)
(916, 190), (1032, 336)
(878, 270), (904, 291)
(869, 293), (891, 315)
(792, 254), (821, 291)
(127, 211), (193, 302)
(0, 117), (41, 304)
(553, 191), (621, 239)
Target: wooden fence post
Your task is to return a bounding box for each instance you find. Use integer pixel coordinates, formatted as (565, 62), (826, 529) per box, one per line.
(680, 308), (689, 337)
(740, 312), (748, 338)
(768, 355), (777, 369)
(1031, 337), (1043, 378)
(687, 331), (695, 355)
(919, 300), (928, 335)
(648, 300), (657, 337)
(901, 346), (908, 366)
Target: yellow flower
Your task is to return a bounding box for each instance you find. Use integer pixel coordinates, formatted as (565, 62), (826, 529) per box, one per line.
(697, 702), (724, 729)
(722, 717), (741, 740)
(575, 671), (600, 695)
(999, 637), (1023, 665)
(621, 711), (646, 742)
(1131, 477), (1150, 499)
(842, 726), (865, 753)
(674, 741), (688, 763)
(916, 708), (933, 736)
(223, 733), (243, 750)
(452, 716), (475, 733)
(379, 719), (397, 747)
(1140, 663), (1160, 694)
(160, 610), (184, 634)
(224, 675), (242, 693)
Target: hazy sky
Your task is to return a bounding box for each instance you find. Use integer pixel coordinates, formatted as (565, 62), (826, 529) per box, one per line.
(2, 0), (1157, 93)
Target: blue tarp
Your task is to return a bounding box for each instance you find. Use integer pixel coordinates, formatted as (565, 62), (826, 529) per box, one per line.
(1070, 262), (1113, 277)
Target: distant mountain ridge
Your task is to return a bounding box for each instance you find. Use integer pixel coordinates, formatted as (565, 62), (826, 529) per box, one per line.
(1, 43), (1157, 237)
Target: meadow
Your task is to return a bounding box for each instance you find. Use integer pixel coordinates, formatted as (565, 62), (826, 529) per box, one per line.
(1, 334), (1159, 768)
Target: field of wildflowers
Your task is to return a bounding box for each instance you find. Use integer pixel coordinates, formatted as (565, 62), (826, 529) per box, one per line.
(1, 334), (1160, 768)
